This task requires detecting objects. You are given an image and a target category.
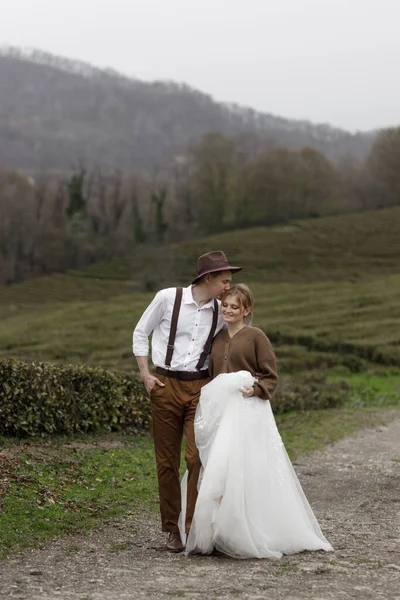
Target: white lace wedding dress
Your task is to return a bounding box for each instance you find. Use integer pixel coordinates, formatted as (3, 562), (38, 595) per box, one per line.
(179, 371), (333, 559)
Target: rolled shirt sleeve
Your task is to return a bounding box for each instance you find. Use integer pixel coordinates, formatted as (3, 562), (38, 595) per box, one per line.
(132, 290), (165, 356)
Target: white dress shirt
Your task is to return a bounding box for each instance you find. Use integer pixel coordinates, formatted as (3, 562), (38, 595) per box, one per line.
(133, 285), (225, 371)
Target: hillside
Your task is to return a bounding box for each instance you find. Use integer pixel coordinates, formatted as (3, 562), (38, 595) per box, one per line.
(0, 47), (374, 172)
(1, 207), (400, 373)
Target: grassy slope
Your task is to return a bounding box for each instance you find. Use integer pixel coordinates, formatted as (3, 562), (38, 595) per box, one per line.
(175, 206), (400, 283)
(2, 276), (400, 372)
(1, 207), (400, 372)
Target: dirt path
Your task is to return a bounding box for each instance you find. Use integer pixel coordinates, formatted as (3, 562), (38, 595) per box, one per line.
(1, 417), (400, 600)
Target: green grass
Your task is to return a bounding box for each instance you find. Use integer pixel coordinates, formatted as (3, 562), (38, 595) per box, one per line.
(0, 294), (148, 370)
(328, 370), (400, 409)
(1, 207), (400, 372)
(175, 206), (400, 284)
(1, 275), (400, 371)
(1, 404), (396, 558)
(0, 434), (158, 557)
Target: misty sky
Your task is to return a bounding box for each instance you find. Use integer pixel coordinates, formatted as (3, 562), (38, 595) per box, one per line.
(2, 0), (400, 131)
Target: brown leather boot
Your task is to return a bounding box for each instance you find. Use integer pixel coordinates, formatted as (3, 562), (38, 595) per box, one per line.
(166, 532), (184, 553)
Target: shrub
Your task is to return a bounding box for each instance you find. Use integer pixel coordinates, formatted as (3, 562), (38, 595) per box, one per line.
(0, 358), (150, 437)
(0, 359), (350, 438)
(270, 331), (399, 368)
(271, 371), (351, 414)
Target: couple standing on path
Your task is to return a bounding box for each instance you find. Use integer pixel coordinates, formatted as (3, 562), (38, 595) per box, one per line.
(132, 251), (333, 559)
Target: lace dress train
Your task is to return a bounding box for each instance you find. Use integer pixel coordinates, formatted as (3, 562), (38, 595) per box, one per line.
(179, 371), (333, 559)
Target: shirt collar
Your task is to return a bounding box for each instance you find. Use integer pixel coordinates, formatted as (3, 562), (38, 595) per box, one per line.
(184, 285), (215, 309)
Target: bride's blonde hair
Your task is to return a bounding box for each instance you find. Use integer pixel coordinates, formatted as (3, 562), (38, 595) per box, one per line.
(221, 283), (254, 325)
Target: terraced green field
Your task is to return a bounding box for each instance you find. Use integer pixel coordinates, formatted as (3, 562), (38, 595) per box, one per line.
(1, 207), (400, 373)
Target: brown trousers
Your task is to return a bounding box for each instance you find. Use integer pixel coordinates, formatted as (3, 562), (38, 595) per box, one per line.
(150, 373), (209, 533)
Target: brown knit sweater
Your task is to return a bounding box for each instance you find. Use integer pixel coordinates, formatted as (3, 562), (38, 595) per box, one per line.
(208, 326), (278, 400)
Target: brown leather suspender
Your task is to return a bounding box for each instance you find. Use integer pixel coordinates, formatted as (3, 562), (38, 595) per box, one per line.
(165, 287), (183, 368)
(164, 289), (218, 370)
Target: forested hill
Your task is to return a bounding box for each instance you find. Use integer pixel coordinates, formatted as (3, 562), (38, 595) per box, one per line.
(0, 47), (375, 173)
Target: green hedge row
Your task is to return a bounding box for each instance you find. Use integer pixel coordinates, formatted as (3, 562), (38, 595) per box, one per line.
(272, 371), (350, 414)
(0, 358), (151, 437)
(0, 358), (350, 438)
(270, 331), (400, 368)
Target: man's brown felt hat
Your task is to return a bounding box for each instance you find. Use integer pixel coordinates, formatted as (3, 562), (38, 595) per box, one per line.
(192, 250), (242, 284)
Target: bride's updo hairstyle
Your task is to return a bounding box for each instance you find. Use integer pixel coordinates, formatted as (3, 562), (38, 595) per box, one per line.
(221, 283), (254, 325)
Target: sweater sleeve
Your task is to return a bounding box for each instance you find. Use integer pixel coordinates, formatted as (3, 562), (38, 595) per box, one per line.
(252, 330), (278, 400)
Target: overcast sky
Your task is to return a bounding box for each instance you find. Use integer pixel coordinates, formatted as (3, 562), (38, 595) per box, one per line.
(2, 0), (400, 132)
